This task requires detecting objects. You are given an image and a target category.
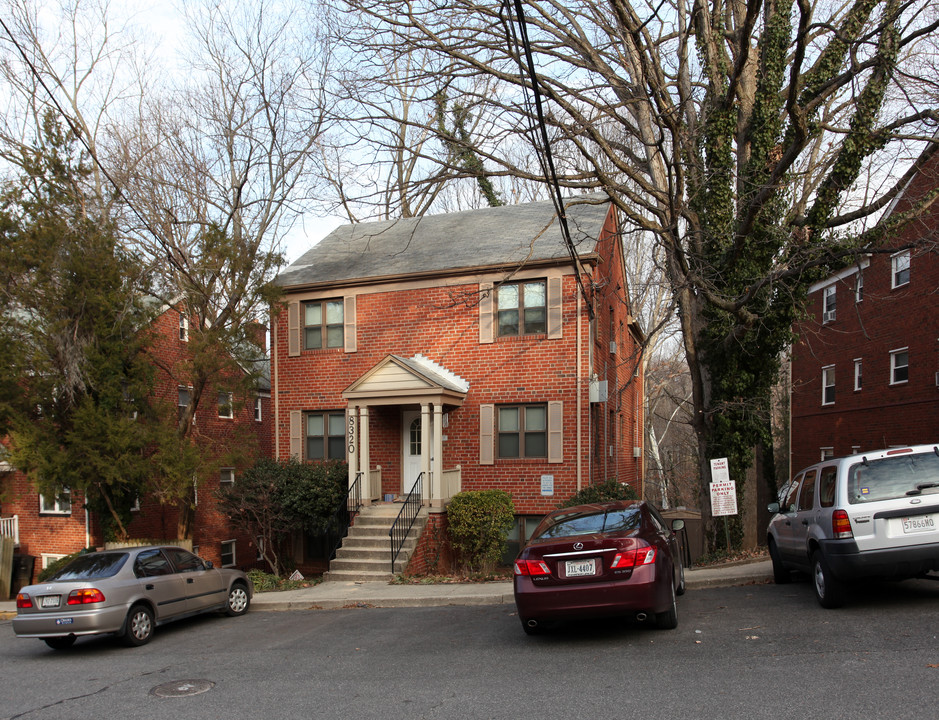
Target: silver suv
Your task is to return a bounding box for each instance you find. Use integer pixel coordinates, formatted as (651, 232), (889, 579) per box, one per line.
(767, 445), (939, 608)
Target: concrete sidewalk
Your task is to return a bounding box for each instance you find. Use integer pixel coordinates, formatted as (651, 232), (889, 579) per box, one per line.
(246, 559), (772, 611)
(0, 560), (772, 618)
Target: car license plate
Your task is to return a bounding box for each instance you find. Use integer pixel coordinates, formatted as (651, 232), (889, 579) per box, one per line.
(902, 515), (936, 534)
(566, 559), (596, 577)
(40, 596), (60, 608)
(55, 618), (73, 625)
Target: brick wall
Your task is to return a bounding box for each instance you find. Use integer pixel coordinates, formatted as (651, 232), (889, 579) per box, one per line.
(791, 156), (939, 475)
(271, 208), (644, 517)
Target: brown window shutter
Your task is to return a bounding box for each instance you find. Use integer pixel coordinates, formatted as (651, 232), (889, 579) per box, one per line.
(479, 403), (494, 465)
(547, 277), (563, 339)
(289, 411), (303, 459)
(344, 295), (357, 353)
(479, 283), (493, 344)
(548, 401), (563, 463)
(288, 301), (300, 357)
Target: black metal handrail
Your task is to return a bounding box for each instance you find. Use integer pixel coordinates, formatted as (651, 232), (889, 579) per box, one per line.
(389, 473), (423, 572)
(326, 472), (363, 560)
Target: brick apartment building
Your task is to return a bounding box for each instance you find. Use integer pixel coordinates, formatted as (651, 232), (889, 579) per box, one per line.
(0, 300), (271, 586)
(271, 195), (645, 565)
(790, 154), (939, 474)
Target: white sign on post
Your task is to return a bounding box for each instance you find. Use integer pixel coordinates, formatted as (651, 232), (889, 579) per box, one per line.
(709, 457), (738, 517)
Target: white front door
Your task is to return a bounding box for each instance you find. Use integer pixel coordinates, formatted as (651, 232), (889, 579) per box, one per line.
(402, 410), (432, 495)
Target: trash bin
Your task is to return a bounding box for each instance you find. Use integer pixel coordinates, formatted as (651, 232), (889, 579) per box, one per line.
(11, 555), (35, 595)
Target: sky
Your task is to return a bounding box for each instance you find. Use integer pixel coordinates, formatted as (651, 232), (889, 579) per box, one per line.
(127, 0), (346, 265)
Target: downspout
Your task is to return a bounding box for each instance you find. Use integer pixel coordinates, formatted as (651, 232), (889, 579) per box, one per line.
(577, 292), (582, 492)
(273, 318), (280, 459)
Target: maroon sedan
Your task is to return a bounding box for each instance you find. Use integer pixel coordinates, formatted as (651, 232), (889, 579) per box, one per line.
(513, 500), (685, 634)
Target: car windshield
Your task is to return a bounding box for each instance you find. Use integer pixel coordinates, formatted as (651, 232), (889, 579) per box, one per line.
(535, 507), (641, 539)
(47, 553), (129, 581)
(849, 451), (939, 504)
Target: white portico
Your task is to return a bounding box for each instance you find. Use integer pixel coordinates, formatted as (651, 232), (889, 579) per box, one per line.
(342, 354), (468, 508)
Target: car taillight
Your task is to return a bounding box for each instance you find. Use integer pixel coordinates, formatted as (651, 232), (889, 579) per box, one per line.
(514, 559), (551, 576)
(16, 593), (32, 609)
(832, 510), (853, 539)
(611, 547), (657, 568)
(67, 588), (106, 605)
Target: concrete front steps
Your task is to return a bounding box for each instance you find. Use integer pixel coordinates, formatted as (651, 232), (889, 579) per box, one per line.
(324, 502), (428, 582)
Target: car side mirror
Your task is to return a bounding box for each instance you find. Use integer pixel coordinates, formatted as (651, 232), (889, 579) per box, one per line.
(204, 560), (214, 569)
(671, 519), (685, 532)
(767, 502), (780, 514)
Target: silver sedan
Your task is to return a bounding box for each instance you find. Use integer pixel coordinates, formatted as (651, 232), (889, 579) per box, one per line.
(13, 546), (253, 649)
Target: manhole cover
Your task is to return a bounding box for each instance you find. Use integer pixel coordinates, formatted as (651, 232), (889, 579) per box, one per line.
(150, 679), (215, 698)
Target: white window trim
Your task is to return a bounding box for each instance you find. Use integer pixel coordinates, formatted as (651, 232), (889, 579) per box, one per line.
(218, 391), (234, 419)
(820, 447), (834, 461)
(823, 286), (836, 323)
(853, 358), (862, 391)
(41, 553), (67, 569)
(179, 313), (189, 342)
(821, 365), (835, 406)
(889, 347), (909, 385)
(855, 273), (864, 303)
(891, 250), (910, 289)
(220, 468), (235, 485)
(39, 488), (71, 515)
(254, 397), (262, 422)
(220, 540), (236, 567)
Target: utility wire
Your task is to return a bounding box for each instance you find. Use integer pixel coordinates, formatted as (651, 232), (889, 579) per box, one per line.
(499, 0), (594, 320)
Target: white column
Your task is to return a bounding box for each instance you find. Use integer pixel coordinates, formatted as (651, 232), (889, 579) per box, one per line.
(347, 405), (358, 491)
(360, 406), (371, 499)
(420, 403), (430, 503)
(433, 403), (443, 506)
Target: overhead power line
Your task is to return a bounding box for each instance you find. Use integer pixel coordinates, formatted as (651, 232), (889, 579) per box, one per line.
(499, 0), (595, 320)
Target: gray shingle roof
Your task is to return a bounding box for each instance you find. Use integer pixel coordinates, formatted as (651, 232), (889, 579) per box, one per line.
(275, 195), (610, 288)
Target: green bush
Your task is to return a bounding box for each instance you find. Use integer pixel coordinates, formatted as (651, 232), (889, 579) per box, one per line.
(447, 490), (515, 573)
(559, 479), (638, 508)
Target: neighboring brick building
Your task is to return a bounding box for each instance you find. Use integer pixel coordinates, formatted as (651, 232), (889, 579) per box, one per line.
(790, 154), (939, 475)
(0, 301), (272, 585)
(271, 195), (645, 564)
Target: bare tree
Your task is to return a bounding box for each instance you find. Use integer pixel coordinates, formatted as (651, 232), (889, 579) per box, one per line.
(112, 0), (331, 538)
(335, 0), (939, 547)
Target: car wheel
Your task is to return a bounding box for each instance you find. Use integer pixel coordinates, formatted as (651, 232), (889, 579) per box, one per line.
(226, 582), (250, 617)
(675, 562), (686, 596)
(769, 538), (791, 585)
(43, 636), (76, 650)
(655, 586), (679, 630)
(812, 550), (845, 609)
(122, 604), (155, 646)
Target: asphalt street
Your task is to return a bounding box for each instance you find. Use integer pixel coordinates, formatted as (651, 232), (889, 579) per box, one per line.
(1, 576), (937, 720)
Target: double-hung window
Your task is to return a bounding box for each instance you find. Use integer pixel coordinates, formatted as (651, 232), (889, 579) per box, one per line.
(892, 251), (911, 288)
(854, 359), (863, 391)
(218, 392), (234, 419)
(890, 348), (909, 384)
(496, 280), (546, 337)
(179, 313), (189, 342)
(304, 300), (344, 349)
(306, 411), (346, 460)
(498, 404), (547, 458)
(220, 540), (236, 567)
(220, 468), (235, 485)
(823, 286), (836, 323)
(821, 365), (835, 406)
